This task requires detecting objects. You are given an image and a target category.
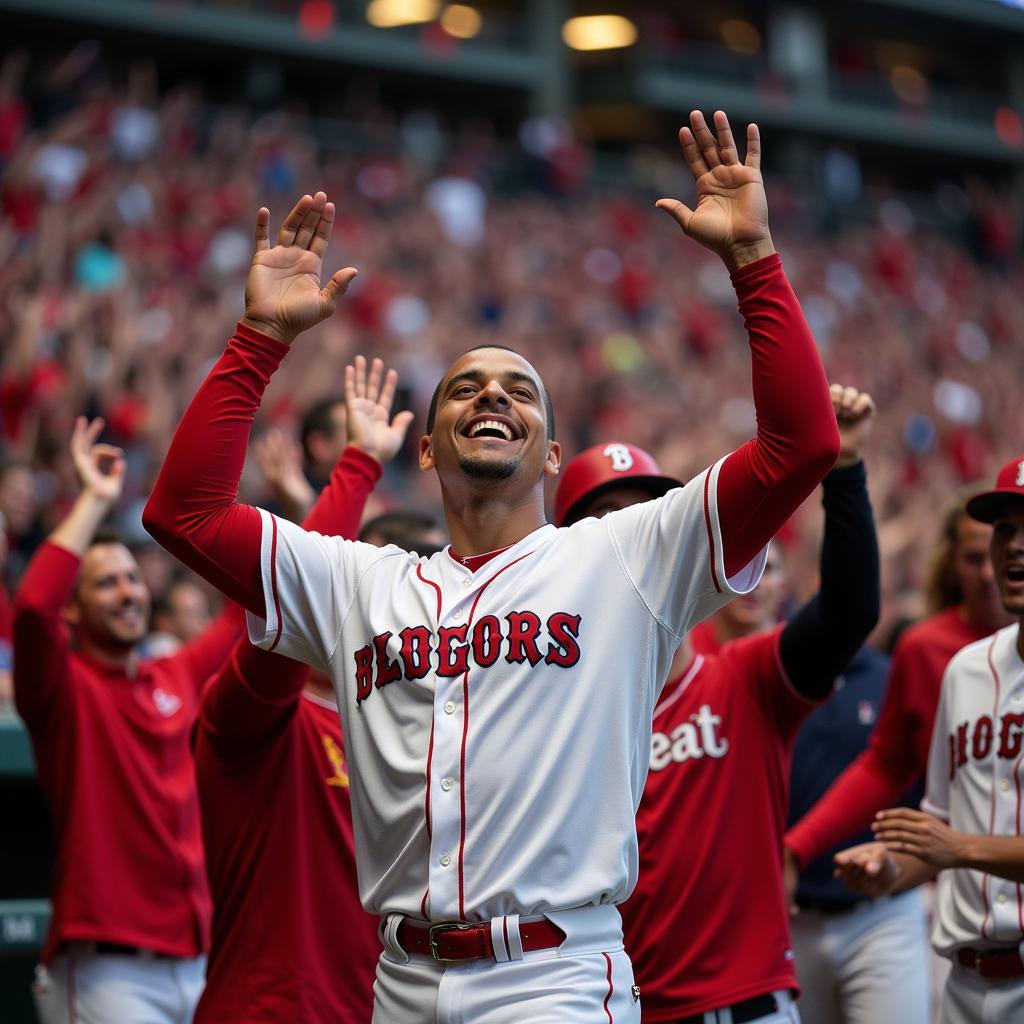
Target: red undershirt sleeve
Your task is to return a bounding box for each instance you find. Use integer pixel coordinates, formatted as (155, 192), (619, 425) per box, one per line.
(142, 324), (294, 617)
(12, 542), (80, 724)
(717, 254), (840, 579)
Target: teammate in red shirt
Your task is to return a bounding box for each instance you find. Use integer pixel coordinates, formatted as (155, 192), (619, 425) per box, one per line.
(13, 417), (239, 1024)
(193, 358), (424, 1024)
(784, 492), (1010, 874)
(556, 385), (879, 1023)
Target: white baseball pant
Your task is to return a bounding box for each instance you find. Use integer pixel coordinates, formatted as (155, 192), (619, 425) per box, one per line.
(939, 960), (1024, 1024)
(790, 888), (930, 1024)
(32, 949), (205, 1024)
(373, 904), (639, 1023)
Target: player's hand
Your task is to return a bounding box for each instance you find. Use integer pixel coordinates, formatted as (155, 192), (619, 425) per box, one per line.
(783, 845), (800, 916)
(242, 192), (358, 346)
(872, 808), (967, 870)
(657, 110), (774, 272)
(254, 429), (315, 517)
(70, 416), (125, 507)
(830, 384), (876, 469)
(344, 355), (415, 465)
(833, 841), (901, 898)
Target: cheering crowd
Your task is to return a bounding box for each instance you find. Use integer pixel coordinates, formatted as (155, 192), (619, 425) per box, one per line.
(2, 42), (1024, 1024)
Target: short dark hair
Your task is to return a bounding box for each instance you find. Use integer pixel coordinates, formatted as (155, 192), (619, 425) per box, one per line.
(359, 510), (445, 555)
(426, 346), (555, 439)
(300, 398), (346, 457)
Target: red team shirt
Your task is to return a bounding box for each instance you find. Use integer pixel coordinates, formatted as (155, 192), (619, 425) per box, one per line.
(785, 607), (990, 867)
(193, 446), (383, 1024)
(622, 626), (812, 1020)
(193, 648), (380, 1024)
(13, 542), (239, 962)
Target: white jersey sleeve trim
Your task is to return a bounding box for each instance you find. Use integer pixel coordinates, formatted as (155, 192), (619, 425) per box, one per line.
(246, 507), (282, 652)
(919, 798), (951, 822)
(706, 455), (769, 597)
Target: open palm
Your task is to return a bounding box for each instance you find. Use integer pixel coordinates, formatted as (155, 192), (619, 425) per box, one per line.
(243, 192), (358, 345)
(658, 110), (773, 271)
(345, 355), (415, 465)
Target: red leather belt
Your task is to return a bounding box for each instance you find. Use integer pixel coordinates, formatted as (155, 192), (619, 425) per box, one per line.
(396, 917), (566, 963)
(956, 946), (1024, 980)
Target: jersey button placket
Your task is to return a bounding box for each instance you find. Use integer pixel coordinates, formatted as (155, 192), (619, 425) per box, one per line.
(427, 594), (471, 918)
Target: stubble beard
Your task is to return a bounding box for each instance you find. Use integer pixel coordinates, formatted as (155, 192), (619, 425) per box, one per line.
(457, 452), (519, 481)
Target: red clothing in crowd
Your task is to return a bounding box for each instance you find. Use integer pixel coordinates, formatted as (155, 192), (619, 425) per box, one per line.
(785, 606), (991, 867)
(687, 618), (722, 655)
(194, 447), (383, 1024)
(622, 627), (812, 1020)
(12, 544), (239, 963)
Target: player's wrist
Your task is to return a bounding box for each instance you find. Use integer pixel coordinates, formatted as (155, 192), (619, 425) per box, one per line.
(241, 314), (297, 347)
(722, 237), (776, 273)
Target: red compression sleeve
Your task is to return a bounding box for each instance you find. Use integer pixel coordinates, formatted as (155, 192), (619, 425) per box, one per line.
(785, 747), (915, 868)
(717, 254), (839, 578)
(142, 324), (290, 616)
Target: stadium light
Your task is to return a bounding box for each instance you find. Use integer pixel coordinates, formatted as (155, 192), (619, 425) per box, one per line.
(890, 65), (928, 105)
(562, 15), (638, 52)
(720, 19), (761, 56)
(441, 5), (482, 39)
(366, 0), (440, 29)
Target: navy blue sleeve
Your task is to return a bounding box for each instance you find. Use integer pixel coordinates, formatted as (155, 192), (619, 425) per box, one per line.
(778, 461), (880, 700)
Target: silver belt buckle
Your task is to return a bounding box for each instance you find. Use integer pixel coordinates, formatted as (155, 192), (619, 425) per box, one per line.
(428, 921), (475, 963)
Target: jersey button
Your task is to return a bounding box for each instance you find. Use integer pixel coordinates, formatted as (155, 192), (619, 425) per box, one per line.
(441, 777), (453, 791)
(998, 893), (1008, 904)
(444, 701), (456, 715)
(440, 853), (452, 867)
(453, 610), (463, 620)
(1001, 780), (1011, 792)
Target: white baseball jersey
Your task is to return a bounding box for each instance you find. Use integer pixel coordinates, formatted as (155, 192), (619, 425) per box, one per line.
(247, 455), (765, 923)
(922, 623), (1024, 957)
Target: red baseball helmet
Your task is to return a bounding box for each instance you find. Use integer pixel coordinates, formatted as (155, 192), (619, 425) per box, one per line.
(966, 455), (1024, 523)
(554, 443), (683, 528)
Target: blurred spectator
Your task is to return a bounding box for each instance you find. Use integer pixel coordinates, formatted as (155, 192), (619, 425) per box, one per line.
(145, 577), (213, 658)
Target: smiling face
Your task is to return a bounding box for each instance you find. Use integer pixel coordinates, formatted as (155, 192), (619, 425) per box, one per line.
(990, 504), (1024, 618)
(420, 347), (560, 491)
(66, 542), (151, 651)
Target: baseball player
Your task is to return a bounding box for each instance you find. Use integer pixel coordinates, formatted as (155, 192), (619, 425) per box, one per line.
(13, 417), (240, 1024)
(143, 110), (840, 1022)
(194, 357), (413, 1024)
(784, 491), (1009, 875)
(834, 455), (1024, 1024)
(555, 383), (878, 1024)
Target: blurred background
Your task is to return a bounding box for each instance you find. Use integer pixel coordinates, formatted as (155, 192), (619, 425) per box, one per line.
(1, 0), (1023, 1017)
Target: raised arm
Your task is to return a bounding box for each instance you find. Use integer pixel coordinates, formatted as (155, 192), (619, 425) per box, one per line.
(659, 111), (839, 578)
(778, 386), (880, 701)
(142, 192), (360, 616)
(199, 355), (413, 744)
(14, 418), (124, 720)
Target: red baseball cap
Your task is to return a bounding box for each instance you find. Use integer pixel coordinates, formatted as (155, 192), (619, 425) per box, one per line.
(966, 455), (1024, 523)
(555, 443), (682, 528)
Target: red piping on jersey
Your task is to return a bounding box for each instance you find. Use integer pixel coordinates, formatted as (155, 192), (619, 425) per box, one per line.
(268, 515), (284, 652)
(416, 564), (443, 620)
(457, 549), (538, 919)
(982, 636), (1001, 940)
(602, 951), (614, 1022)
(415, 563), (442, 920)
(1011, 749), (1019, 933)
(654, 656), (704, 721)
(703, 470), (722, 594)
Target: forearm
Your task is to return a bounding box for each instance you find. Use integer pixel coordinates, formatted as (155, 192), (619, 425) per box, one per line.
(143, 324), (289, 615)
(49, 491), (113, 557)
(891, 852), (940, 893)
(955, 835), (1024, 883)
(787, 752), (913, 868)
(779, 461), (879, 698)
(302, 447), (382, 538)
(717, 255), (840, 577)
